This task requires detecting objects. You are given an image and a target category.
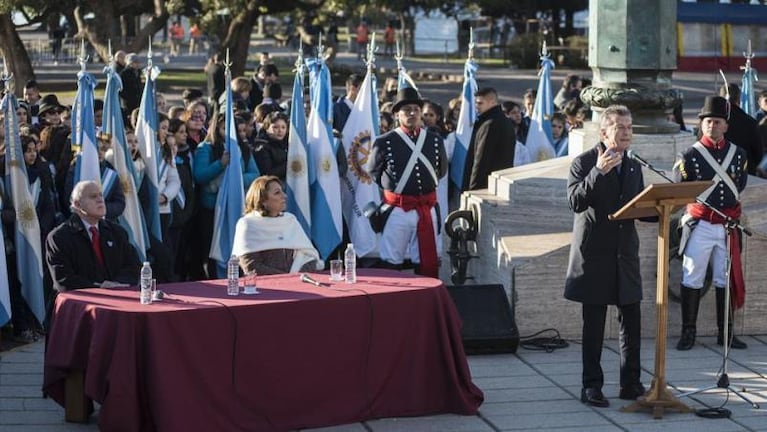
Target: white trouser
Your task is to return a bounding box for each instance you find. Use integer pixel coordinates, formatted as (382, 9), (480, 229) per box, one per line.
(379, 206), (438, 265)
(682, 219), (728, 289)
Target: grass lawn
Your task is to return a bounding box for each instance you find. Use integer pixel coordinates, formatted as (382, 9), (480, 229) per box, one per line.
(49, 69), (209, 105)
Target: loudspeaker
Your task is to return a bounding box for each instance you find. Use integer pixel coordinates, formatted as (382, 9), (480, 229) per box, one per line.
(446, 284), (519, 354)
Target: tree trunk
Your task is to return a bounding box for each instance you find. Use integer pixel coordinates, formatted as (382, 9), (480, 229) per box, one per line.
(75, 0), (169, 62)
(221, 3), (260, 77)
(0, 13), (36, 96)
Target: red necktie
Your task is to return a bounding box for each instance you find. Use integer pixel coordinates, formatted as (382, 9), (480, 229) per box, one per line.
(90, 226), (105, 267)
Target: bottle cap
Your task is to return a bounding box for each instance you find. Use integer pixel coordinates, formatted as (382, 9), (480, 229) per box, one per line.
(143, 261), (150, 266)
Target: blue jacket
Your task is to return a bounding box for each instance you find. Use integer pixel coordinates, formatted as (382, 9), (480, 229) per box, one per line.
(193, 141), (259, 209)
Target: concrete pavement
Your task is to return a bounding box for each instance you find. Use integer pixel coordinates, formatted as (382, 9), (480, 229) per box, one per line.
(2, 334), (766, 431)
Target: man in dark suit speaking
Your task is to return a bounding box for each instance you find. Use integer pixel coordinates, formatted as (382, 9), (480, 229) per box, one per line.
(564, 105), (648, 408)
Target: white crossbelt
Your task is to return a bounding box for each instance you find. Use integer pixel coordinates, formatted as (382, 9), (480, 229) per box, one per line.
(692, 142), (738, 202)
(393, 128), (438, 194)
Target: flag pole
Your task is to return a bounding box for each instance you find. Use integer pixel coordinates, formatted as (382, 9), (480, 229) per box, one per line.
(468, 27), (475, 61)
(366, 32), (377, 70)
(78, 39), (88, 73)
(1, 56), (12, 92)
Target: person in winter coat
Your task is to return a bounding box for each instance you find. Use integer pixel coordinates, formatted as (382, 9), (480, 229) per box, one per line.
(564, 105), (649, 408)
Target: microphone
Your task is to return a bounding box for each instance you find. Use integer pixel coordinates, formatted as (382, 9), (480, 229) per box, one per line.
(626, 150), (652, 168)
(300, 273), (323, 287)
(626, 149), (674, 183)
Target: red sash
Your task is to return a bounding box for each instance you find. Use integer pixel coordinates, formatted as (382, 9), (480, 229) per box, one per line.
(383, 190), (438, 278)
(687, 202), (745, 309)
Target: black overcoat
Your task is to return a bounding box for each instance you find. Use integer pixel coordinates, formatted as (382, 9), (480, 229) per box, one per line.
(564, 143), (646, 305)
(46, 215), (141, 291)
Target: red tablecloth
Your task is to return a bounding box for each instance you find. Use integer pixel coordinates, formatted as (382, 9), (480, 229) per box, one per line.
(43, 269), (483, 431)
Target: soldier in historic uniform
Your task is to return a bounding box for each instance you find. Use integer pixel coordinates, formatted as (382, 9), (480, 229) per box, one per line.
(369, 87), (447, 278)
(674, 96), (749, 351)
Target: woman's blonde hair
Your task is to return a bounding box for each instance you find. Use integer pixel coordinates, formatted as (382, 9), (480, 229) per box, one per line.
(244, 175), (282, 216)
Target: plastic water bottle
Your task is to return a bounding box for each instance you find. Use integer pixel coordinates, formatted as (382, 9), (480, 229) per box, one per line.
(140, 262), (152, 304)
(227, 255), (240, 296)
(344, 243), (356, 284)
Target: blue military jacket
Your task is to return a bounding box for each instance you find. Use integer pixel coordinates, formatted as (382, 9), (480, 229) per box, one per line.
(370, 127), (447, 195)
(673, 140), (747, 210)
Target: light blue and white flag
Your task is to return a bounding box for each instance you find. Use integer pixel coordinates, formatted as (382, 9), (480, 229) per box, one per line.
(286, 60), (311, 236)
(526, 49), (556, 162)
(209, 62), (245, 277)
(448, 59), (477, 190)
(2, 91), (45, 324)
(396, 57), (419, 91)
(103, 62), (148, 261)
(306, 57), (335, 149)
(341, 67), (380, 257)
(71, 69), (101, 186)
(306, 57), (342, 260)
(0, 184), (10, 327)
(135, 55), (162, 242)
(741, 57), (758, 118)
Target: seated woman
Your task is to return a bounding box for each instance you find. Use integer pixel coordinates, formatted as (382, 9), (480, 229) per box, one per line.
(232, 175), (322, 275)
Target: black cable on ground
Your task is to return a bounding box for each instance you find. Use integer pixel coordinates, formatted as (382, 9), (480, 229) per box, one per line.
(519, 328), (569, 352)
(695, 407), (731, 419)
(694, 387), (733, 419)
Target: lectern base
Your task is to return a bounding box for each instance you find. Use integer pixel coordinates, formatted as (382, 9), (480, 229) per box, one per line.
(620, 379), (692, 419)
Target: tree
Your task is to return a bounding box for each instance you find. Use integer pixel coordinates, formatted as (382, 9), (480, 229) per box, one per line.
(197, 0), (325, 77)
(0, 13), (36, 94)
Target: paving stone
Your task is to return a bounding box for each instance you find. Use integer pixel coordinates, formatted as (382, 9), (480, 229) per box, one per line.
(472, 374), (558, 390)
(0, 373), (43, 386)
(366, 414), (494, 432)
(0, 385), (45, 398)
(301, 423), (369, 432)
(0, 398), (24, 410)
(485, 410), (612, 431)
(0, 410), (72, 425)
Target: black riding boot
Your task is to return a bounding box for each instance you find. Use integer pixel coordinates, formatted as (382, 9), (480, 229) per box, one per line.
(676, 285), (700, 350)
(716, 288), (748, 349)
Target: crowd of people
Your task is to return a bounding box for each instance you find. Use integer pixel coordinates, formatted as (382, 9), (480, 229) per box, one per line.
(5, 51), (574, 344)
(5, 44), (763, 359)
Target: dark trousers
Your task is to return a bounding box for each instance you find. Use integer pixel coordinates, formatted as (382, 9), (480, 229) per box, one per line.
(581, 302), (641, 389)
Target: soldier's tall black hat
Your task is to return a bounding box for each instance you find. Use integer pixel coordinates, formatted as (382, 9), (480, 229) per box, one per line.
(698, 96), (730, 120)
(392, 87), (424, 113)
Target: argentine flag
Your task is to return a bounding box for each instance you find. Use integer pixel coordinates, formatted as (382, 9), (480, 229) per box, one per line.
(0, 190), (10, 327)
(135, 58), (163, 241)
(306, 57), (342, 259)
(209, 64), (245, 277)
(525, 52), (556, 162)
(102, 62), (148, 260)
(72, 69), (101, 186)
(449, 59), (478, 190)
(286, 61), (311, 236)
(2, 91), (45, 324)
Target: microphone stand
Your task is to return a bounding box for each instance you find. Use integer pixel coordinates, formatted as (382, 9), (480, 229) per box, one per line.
(635, 156), (759, 410)
(630, 155), (674, 183)
(677, 199), (759, 410)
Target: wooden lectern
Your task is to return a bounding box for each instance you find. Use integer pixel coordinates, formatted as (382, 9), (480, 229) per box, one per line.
(609, 180), (712, 419)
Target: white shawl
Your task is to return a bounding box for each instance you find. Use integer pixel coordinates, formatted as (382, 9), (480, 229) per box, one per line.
(231, 211), (323, 273)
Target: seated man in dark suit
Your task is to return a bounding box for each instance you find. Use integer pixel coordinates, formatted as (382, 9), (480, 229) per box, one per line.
(46, 180), (141, 292)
